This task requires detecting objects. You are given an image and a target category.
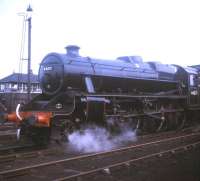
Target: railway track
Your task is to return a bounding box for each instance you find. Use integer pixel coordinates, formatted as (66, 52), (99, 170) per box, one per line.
(0, 131), (18, 148)
(0, 130), (17, 141)
(0, 122), (44, 156)
(0, 122), (16, 131)
(0, 128), (33, 156)
(0, 130), (39, 156)
(0, 122), (18, 146)
(0, 143), (38, 156)
(0, 130), (199, 180)
(0, 127), (195, 169)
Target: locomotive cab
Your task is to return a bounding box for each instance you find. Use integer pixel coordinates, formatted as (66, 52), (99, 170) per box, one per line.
(186, 67), (200, 105)
(175, 65), (200, 105)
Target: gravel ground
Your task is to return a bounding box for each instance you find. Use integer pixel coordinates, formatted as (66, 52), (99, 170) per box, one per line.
(1, 129), (199, 181)
(90, 146), (200, 181)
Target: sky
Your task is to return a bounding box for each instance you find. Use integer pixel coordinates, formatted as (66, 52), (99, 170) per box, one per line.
(0, 0), (200, 78)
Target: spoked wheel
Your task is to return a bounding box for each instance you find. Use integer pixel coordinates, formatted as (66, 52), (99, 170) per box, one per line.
(142, 118), (161, 133)
(51, 118), (78, 143)
(134, 118), (142, 135)
(129, 118), (139, 130)
(106, 117), (139, 134)
(156, 117), (167, 132)
(106, 117), (125, 134)
(166, 112), (178, 130)
(166, 112), (186, 130)
(30, 127), (51, 146)
(176, 112), (186, 130)
(19, 121), (51, 146)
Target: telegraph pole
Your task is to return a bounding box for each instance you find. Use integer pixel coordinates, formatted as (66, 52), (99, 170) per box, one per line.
(26, 5), (33, 102)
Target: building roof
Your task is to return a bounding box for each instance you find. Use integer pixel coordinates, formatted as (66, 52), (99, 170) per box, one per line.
(0, 73), (39, 84)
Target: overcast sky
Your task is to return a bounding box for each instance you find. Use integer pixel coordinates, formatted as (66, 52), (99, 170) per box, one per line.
(0, 0), (200, 78)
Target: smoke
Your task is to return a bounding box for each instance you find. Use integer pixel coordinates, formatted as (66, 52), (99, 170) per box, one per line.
(68, 125), (137, 153)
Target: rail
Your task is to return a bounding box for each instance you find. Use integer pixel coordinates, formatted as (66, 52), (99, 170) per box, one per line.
(57, 141), (200, 181)
(0, 131), (199, 180)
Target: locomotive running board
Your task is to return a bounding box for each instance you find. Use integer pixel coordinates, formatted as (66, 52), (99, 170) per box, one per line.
(85, 94), (187, 99)
(106, 108), (185, 119)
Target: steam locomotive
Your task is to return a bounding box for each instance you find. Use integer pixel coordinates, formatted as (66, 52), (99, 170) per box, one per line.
(6, 45), (200, 145)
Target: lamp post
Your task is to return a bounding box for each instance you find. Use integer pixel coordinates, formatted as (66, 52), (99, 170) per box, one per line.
(26, 5), (33, 102)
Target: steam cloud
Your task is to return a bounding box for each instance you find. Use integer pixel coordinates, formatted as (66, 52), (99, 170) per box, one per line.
(68, 126), (137, 153)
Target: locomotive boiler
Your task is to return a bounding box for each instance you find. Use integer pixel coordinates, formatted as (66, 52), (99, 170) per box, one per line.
(6, 45), (200, 145)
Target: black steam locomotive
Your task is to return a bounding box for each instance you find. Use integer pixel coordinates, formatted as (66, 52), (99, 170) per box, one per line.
(7, 45), (200, 145)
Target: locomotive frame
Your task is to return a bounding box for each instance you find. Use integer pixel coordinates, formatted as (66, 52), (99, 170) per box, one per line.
(6, 45), (200, 145)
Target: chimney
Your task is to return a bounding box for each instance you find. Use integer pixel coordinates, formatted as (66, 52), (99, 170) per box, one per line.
(65, 45), (80, 57)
